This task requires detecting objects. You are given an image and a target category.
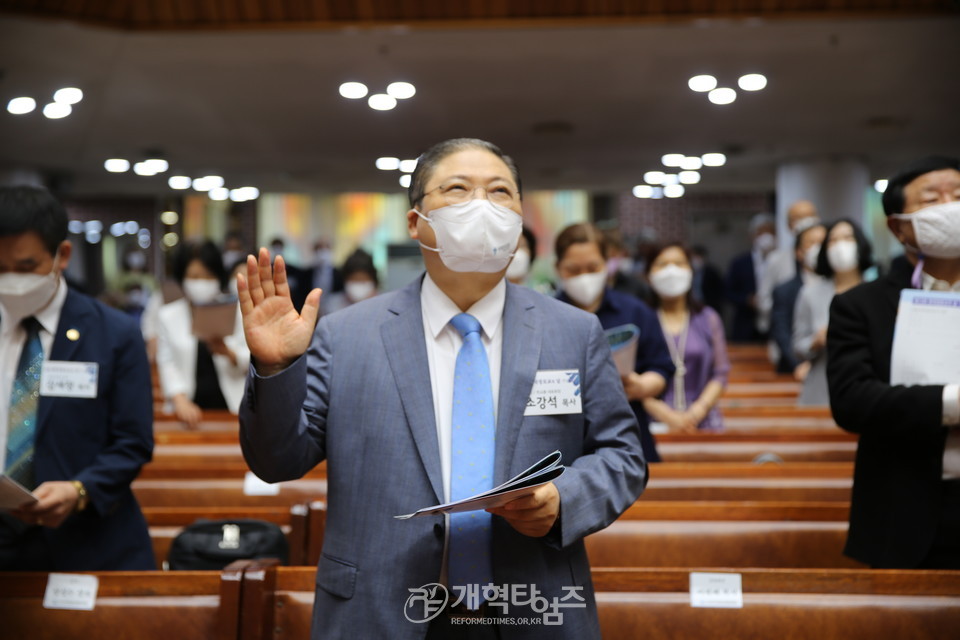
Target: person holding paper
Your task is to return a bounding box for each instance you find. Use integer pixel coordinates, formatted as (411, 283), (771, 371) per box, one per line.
(553, 222), (673, 462)
(827, 156), (960, 569)
(238, 139), (645, 639)
(642, 243), (730, 432)
(0, 185), (154, 570)
(156, 239), (250, 429)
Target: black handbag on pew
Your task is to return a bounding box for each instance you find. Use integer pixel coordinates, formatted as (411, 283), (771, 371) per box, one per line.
(167, 518), (289, 570)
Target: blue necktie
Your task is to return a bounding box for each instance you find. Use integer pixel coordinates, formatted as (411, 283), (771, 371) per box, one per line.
(448, 313), (495, 606)
(6, 317), (42, 490)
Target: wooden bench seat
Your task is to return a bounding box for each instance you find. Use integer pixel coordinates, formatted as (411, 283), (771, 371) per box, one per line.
(133, 479), (327, 507)
(584, 520), (862, 568)
(234, 564), (960, 640)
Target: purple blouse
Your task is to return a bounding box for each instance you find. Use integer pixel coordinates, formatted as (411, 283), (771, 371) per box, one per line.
(659, 306), (730, 431)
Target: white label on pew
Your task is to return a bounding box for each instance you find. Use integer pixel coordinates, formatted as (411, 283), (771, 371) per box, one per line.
(689, 572), (743, 609)
(244, 471), (280, 496)
(43, 573), (99, 611)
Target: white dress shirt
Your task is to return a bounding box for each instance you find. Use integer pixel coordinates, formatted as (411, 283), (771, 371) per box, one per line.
(0, 277), (67, 469)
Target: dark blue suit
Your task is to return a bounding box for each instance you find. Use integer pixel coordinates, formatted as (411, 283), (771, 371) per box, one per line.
(32, 288), (155, 570)
(770, 274), (804, 373)
(725, 252), (760, 342)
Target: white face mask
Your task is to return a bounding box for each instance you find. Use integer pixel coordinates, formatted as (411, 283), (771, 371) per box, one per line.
(505, 248), (531, 281)
(345, 280), (375, 302)
(0, 269), (60, 322)
(827, 240), (859, 273)
(182, 278), (222, 305)
(415, 199), (522, 273)
(649, 264), (693, 299)
(890, 201), (960, 259)
(561, 271), (607, 307)
(754, 232), (777, 255)
(803, 243), (822, 272)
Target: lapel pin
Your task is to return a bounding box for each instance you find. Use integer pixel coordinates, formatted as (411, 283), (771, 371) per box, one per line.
(66, 329), (80, 341)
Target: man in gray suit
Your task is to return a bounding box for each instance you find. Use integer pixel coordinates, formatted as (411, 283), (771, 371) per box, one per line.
(238, 139), (645, 638)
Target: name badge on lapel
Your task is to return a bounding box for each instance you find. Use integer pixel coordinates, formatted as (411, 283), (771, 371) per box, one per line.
(524, 369), (582, 416)
(40, 361), (99, 398)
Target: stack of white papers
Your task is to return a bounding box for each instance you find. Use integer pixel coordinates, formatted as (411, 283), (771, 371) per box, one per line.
(0, 474), (38, 510)
(395, 451), (565, 519)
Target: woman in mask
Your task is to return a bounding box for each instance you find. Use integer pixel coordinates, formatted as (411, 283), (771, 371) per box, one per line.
(792, 219), (873, 406)
(642, 243), (730, 432)
(320, 248), (380, 315)
(156, 239), (250, 429)
(554, 223), (674, 462)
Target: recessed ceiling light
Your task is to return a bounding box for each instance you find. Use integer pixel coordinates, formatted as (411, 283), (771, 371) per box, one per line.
(160, 211), (179, 225)
(168, 175), (191, 189)
(399, 159), (418, 173)
(376, 157), (400, 171)
(738, 74), (768, 91)
(368, 94), (397, 111)
(680, 157), (703, 170)
(643, 171), (665, 185)
(339, 82), (368, 99)
(688, 75), (717, 92)
(661, 154), (685, 167)
(144, 158), (169, 173)
(399, 174), (412, 188)
(708, 88), (737, 105)
(632, 185), (654, 198)
(104, 158), (130, 173)
(386, 82), (416, 100)
(133, 161), (157, 176)
(7, 97), (36, 115)
(701, 153), (727, 167)
(42, 102), (71, 119)
(874, 179), (888, 193)
(209, 187), (229, 201)
(664, 184), (685, 198)
(53, 87), (83, 104)
(679, 171), (701, 184)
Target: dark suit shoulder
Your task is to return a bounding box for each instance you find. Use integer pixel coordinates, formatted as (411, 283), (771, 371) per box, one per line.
(64, 288), (143, 339)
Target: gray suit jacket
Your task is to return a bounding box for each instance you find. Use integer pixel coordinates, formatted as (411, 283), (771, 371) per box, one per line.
(239, 278), (645, 639)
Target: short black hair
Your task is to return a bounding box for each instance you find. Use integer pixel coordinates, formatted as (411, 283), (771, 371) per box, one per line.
(520, 226), (537, 258)
(815, 219), (873, 278)
(171, 239), (228, 288)
(794, 222), (826, 251)
(881, 155), (960, 216)
(408, 138), (522, 208)
(0, 185), (68, 255)
(341, 248), (378, 286)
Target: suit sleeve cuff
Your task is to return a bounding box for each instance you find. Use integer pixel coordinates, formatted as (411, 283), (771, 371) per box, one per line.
(943, 384), (960, 426)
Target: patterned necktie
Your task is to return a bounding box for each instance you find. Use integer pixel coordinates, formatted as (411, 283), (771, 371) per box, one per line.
(6, 317), (43, 490)
(448, 313), (495, 607)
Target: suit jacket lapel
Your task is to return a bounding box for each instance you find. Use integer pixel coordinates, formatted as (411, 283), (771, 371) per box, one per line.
(494, 284), (541, 483)
(381, 278), (444, 503)
(37, 289), (94, 438)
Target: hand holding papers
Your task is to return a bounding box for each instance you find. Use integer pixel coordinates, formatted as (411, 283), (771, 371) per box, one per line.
(0, 474), (38, 510)
(605, 324), (640, 377)
(395, 451), (565, 519)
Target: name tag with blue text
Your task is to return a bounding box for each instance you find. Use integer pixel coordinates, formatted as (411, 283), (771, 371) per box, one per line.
(524, 369), (582, 416)
(40, 361), (99, 398)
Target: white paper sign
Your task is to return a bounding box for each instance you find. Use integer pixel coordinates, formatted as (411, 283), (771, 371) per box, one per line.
(243, 471), (280, 496)
(524, 369), (582, 416)
(40, 361), (99, 399)
(43, 573), (99, 611)
(890, 290), (960, 386)
(689, 572), (743, 608)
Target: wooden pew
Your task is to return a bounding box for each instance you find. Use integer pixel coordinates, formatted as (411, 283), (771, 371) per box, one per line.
(585, 519), (863, 568)
(0, 564), (245, 640)
(133, 479), (327, 508)
(234, 563), (960, 640)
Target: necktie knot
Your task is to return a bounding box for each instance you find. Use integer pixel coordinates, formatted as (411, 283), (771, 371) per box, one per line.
(21, 316), (41, 336)
(451, 313), (482, 338)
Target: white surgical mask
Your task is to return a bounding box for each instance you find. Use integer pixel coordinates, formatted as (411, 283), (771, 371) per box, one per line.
(561, 271), (607, 308)
(650, 264), (693, 299)
(416, 199), (522, 273)
(803, 243), (822, 272)
(827, 240), (859, 273)
(182, 278), (222, 305)
(889, 201), (960, 259)
(345, 280), (375, 302)
(505, 248), (531, 281)
(754, 232), (777, 255)
(0, 269), (60, 323)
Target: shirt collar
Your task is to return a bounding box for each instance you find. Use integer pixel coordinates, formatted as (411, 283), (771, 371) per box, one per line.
(921, 270), (960, 292)
(421, 273), (506, 340)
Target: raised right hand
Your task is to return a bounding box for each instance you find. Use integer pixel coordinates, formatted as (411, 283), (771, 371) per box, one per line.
(238, 248), (321, 376)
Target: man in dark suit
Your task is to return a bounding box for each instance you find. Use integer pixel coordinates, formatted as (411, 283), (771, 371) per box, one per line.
(827, 156), (960, 568)
(725, 213), (777, 342)
(769, 221), (825, 376)
(0, 185), (154, 570)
